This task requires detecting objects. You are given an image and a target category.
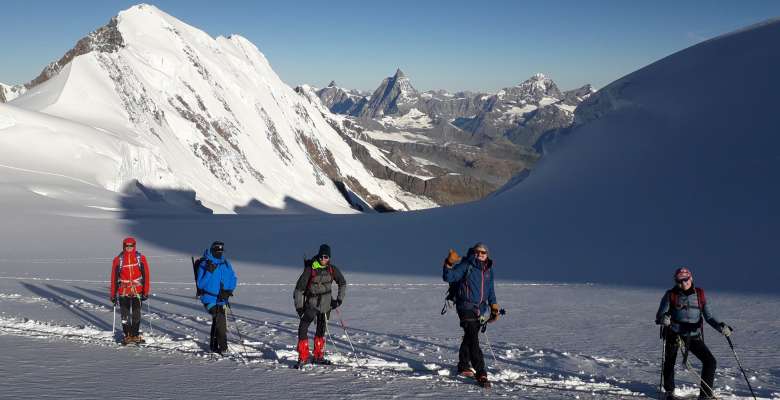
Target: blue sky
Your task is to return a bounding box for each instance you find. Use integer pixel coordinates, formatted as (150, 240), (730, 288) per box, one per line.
(2, 1), (779, 92)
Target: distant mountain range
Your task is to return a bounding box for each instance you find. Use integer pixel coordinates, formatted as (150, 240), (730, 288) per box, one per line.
(301, 70), (594, 204)
(0, 4), (593, 212)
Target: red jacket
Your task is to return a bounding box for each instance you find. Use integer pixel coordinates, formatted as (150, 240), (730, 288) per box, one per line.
(110, 251), (150, 298)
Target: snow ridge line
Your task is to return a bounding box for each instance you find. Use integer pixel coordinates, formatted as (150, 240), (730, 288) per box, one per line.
(0, 163), (101, 188)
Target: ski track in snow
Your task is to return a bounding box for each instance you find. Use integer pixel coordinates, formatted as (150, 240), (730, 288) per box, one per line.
(1, 279), (776, 399)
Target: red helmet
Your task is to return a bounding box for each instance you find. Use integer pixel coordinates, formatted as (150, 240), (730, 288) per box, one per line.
(122, 237), (137, 249)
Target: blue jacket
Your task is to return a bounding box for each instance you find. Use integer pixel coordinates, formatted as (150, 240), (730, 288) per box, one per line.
(656, 286), (723, 337)
(196, 249), (237, 309)
(443, 254), (497, 316)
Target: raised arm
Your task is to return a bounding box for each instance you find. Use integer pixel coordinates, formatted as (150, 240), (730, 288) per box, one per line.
(443, 259), (469, 283)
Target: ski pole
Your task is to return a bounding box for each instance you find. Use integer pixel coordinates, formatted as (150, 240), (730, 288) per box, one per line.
(146, 295), (153, 336)
(334, 308), (357, 356)
(726, 336), (758, 400)
(482, 326), (499, 366)
(225, 303), (250, 364)
(659, 326), (666, 398)
(112, 302), (117, 339)
(322, 311), (343, 362)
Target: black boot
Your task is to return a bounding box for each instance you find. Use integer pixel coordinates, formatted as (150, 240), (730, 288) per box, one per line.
(476, 372), (491, 388)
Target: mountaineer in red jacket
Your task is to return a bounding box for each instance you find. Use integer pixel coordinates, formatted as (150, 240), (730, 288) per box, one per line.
(110, 237), (150, 345)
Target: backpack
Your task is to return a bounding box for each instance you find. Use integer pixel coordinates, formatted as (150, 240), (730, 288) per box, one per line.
(667, 287), (707, 335)
(191, 256), (213, 297)
(668, 287), (706, 310)
(304, 258), (335, 293)
(445, 263), (473, 302)
(115, 251), (147, 292)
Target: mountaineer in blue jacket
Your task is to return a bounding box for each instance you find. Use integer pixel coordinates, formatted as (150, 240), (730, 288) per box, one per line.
(196, 241), (237, 355)
(442, 242), (500, 388)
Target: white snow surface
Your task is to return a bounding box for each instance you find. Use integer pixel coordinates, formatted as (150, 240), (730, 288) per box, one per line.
(0, 9), (779, 400)
(6, 4), (416, 213)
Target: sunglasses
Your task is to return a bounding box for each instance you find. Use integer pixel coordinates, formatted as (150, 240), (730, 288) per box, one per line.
(320, 255), (330, 260)
(676, 277), (691, 283)
(475, 250), (488, 255)
(124, 244), (135, 248)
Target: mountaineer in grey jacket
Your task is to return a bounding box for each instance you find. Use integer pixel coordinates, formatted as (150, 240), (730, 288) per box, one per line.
(292, 244), (346, 367)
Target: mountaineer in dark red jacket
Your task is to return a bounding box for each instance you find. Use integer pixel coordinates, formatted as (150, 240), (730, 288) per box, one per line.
(110, 237), (150, 345)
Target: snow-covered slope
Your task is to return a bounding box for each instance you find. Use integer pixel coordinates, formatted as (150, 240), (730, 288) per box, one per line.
(5, 4), (423, 213)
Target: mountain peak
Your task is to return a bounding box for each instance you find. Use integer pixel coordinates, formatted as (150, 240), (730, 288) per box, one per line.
(393, 68), (406, 79)
(328, 80), (337, 87)
(531, 72), (547, 81)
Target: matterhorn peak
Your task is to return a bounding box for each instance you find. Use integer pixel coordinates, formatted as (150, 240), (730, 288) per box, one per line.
(393, 68), (406, 79)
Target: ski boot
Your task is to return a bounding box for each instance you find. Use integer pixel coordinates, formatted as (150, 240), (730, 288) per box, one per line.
(293, 338), (310, 369)
(133, 335), (145, 344)
(122, 335), (133, 346)
(476, 372), (491, 389)
(311, 336), (331, 365)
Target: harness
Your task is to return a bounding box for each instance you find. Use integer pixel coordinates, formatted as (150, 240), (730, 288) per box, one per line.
(666, 287), (707, 364)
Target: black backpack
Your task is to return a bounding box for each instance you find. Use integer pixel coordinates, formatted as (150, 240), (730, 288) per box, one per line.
(441, 249), (475, 315)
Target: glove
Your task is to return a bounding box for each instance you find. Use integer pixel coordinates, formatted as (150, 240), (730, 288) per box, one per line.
(721, 323), (733, 337)
(204, 261), (217, 273)
(444, 249), (461, 268)
(296, 307), (305, 318)
(661, 315), (671, 327)
(331, 299), (342, 309)
(140, 294), (148, 301)
(488, 304), (500, 323)
(110, 297), (117, 306)
(218, 290), (233, 301)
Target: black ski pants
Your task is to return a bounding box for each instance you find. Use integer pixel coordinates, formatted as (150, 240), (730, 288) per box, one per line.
(663, 331), (717, 397)
(119, 296), (142, 336)
(298, 307), (327, 340)
(457, 310), (485, 375)
(209, 305), (228, 353)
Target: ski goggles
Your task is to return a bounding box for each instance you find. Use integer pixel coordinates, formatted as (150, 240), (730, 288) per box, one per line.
(123, 243), (135, 248)
(675, 277), (691, 283)
(475, 250), (488, 255)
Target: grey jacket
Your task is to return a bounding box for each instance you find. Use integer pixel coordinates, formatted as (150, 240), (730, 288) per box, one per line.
(656, 286), (723, 337)
(293, 261), (346, 314)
